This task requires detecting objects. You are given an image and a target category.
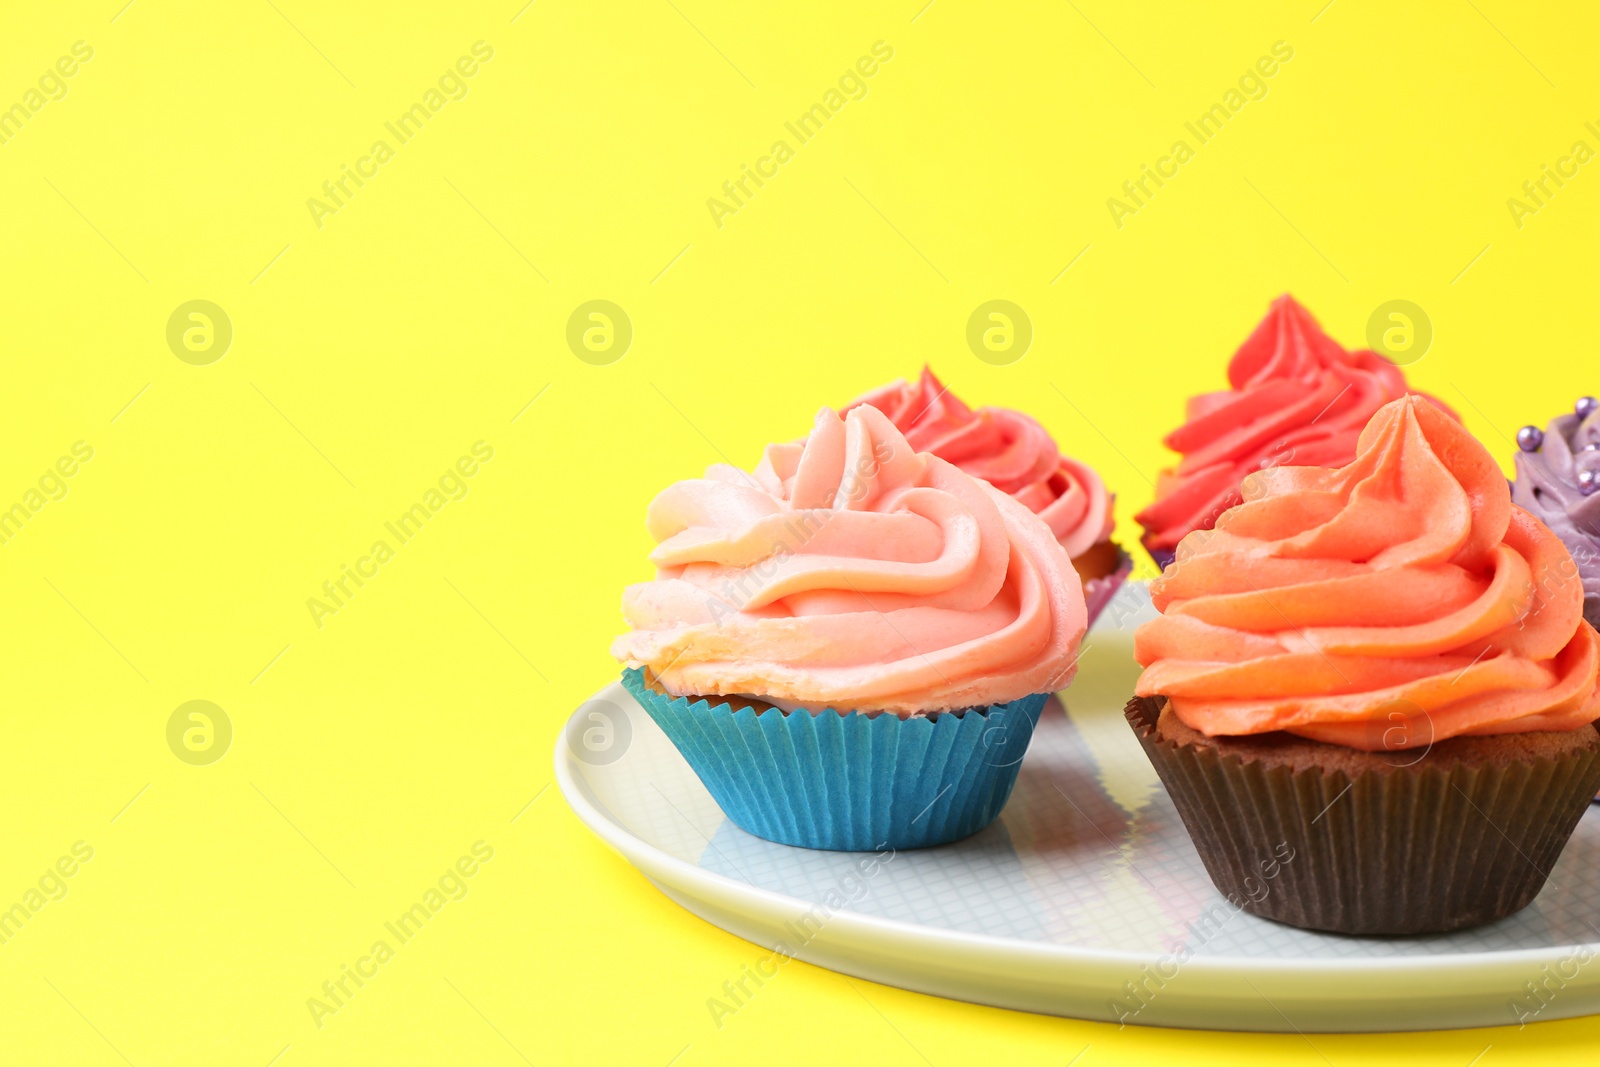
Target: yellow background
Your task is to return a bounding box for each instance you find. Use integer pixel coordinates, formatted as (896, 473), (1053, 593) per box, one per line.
(0, 0), (1596, 1063)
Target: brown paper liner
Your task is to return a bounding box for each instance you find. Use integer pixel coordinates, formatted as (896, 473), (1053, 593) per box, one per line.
(1124, 696), (1600, 936)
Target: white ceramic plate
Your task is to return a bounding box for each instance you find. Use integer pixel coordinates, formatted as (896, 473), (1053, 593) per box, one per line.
(556, 585), (1600, 1032)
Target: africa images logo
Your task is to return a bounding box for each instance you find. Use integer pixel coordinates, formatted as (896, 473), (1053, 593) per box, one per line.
(1105, 41), (1294, 229)
(0, 41), (94, 148)
(704, 41), (895, 230)
(305, 42), (496, 230)
(306, 441), (494, 628)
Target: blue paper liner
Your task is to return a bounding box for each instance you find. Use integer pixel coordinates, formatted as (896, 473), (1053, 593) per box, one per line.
(621, 668), (1047, 851)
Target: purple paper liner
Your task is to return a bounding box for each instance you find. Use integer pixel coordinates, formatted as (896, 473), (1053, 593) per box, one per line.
(1144, 544), (1176, 572)
(1124, 696), (1600, 935)
(623, 668), (1047, 851)
(1082, 547), (1133, 631)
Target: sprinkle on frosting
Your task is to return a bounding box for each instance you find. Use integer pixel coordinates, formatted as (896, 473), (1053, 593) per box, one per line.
(1513, 396), (1600, 627)
(613, 405), (1088, 714)
(1135, 395), (1600, 749)
(844, 368), (1114, 559)
(1135, 295), (1458, 558)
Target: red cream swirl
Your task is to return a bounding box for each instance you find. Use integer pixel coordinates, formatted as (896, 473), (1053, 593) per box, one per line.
(612, 405), (1088, 714)
(844, 368), (1114, 558)
(1134, 396), (1600, 749)
(1136, 295), (1457, 557)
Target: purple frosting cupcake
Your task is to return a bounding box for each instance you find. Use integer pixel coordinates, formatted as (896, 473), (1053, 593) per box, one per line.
(1512, 395), (1600, 629)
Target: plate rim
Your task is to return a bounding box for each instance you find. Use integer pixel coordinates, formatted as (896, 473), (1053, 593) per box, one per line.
(556, 678), (1600, 981)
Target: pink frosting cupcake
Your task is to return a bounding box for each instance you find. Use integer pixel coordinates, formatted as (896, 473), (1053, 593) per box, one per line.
(612, 404), (1088, 849)
(844, 367), (1130, 627)
(615, 403), (1086, 712)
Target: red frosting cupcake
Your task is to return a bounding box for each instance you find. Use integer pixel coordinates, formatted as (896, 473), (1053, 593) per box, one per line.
(846, 368), (1130, 625)
(1135, 295), (1457, 569)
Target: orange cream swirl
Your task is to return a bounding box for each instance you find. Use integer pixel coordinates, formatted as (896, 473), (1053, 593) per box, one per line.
(1134, 395), (1600, 749)
(613, 405), (1088, 714)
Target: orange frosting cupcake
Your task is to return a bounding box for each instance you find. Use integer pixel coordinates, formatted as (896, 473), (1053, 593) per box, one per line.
(1135, 395), (1600, 749)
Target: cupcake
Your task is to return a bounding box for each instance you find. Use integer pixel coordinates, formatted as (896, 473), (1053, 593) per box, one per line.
(1513, 395), (1600, 630)
(1135, 295), (1457, 570)
(1126, 395), (1600, 934)
(612, 404), (1088, 850)
(845, 367), (1130, 626)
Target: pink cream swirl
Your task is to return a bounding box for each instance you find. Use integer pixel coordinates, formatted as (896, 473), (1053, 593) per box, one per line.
(844, 368), (1114, 558)
(611, 405), (1088, 714)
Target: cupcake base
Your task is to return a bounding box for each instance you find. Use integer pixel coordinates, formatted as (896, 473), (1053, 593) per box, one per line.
(1072, 541), (1133, 630)
(1069, 539), (1122, 581)
(1125, 696), (1600, 935)
(624, 668), (1047, 851)
(1139, 539), (1176, 572)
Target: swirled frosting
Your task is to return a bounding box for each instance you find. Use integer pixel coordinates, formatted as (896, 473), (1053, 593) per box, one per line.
(1513, 405), (1600, 628)
(612, 404), (1088, 714)
(1136, 295), (1457, 557)
(1134, 395), (1600, 749)
(845, 368), (1114, 558)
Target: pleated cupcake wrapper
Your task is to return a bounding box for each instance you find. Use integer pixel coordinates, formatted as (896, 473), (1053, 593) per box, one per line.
(623, 668), (1046, 851)
(1124, 696), (1600, 935)
(1588, 607), (1600, 802)
(1082, 547), (1133, 631)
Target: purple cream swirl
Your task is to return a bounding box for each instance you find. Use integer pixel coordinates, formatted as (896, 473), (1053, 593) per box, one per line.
(1513, 401), (1600, 628)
